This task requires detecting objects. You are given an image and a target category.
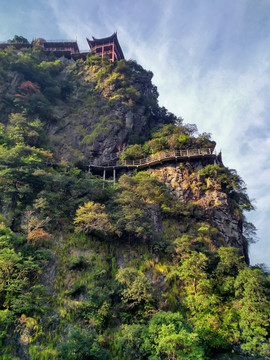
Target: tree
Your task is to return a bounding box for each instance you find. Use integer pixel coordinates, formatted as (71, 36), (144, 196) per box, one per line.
(120, 144), (144, 161)
(15, 81), (40, 98)
(6, 113), (43, 146)
(114, 324), (146, 360)
(234, 267), (270, 357)
(74, 201), (114, 235)
(142, 312), (205, 359)
(0, 221), (42, 313)
(116, 267), (153, 310)
(214, 247), (245, 297)
(142, 137), (168, 155)
(56, 329), (110, 360)
(112, 186), (154, 239)
(167, 247), (232, 349)
(8, 35), (29, 44)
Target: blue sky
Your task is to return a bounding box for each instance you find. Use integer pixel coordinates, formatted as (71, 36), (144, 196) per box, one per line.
(1, 0), (270, 267)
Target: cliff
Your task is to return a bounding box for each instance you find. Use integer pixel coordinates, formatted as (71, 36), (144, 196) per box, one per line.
(147, 161), (249, 263)
(0, 45), (269, 360)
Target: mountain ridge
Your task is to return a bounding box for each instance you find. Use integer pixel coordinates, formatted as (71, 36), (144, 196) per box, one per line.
(0, 44), (269, 359)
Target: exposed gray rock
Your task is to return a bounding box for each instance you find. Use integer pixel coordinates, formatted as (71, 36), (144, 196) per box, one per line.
(147, 161), (249, 262)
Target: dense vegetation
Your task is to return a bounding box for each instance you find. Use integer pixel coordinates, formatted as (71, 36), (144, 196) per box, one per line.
(120, 123), (215, 161)
(0, 42), (269, 359)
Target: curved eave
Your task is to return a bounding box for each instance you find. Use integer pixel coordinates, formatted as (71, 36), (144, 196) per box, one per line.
(89, 32), (117, 46)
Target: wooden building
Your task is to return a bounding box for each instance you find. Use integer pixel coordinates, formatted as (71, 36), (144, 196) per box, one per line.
(0, 42), (32, 50)
(87, 32), (124, 62)
(35, 39), (82, 58)
(0, 33), (124, 62)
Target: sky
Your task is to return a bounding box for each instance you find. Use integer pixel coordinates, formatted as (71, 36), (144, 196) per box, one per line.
(1, 0), (269, 267)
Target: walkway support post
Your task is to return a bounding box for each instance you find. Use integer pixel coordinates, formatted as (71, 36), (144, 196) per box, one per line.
(103, 169), (106, 189)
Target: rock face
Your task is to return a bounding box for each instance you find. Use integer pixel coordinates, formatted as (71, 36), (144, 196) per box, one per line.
(147, 160), (249, 263)
(0, 58), (174, 166)
(45, 60), (173, 165)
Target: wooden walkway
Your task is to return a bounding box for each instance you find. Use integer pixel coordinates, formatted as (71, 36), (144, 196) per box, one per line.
(90, 148), (215, 169)
(89, 148), (216, 184)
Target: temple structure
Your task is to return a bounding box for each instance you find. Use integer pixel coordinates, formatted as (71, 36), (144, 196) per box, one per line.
(34, 39), (83, 59)
(0, 39), (86, 59)
(0, 33), (124, 62)
(0, 42), (32, 51)
(86, 32), (124, 62)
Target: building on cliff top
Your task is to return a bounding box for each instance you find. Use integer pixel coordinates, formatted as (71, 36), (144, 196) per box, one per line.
(86, 32), (124, 62)
(0, 32), (124, 62)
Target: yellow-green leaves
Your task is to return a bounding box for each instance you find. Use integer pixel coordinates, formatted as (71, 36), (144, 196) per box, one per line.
(74, 201), (114, 235)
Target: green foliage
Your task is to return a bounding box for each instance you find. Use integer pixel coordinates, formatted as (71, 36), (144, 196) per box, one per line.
(0, 310), (14, 346)
(142, 137), (168, 155)
(178, 133), (191, 148)
(68, 255), (88, 270)
(114, 323), (146, 359)
(234, 267), (270, 357)
(214, 247), (244, 297)
(31, 170), (105, 229)
(56, 329), (111, 360)
(107, 172), (172, 240)
(196, 132), (213, 147)
(8, 35), (29, 44)
(120, 121), (213, 160)
(74, 201), (114, 235)
(6, 113), (44, 146)
(114, 312), (206, 359)
(0, 221), (47, 315)
(112, 190), (153, 238)
(76, 287), (113, 329)
(116, 267), (153, 310)
(143, 312), (206, 359)
(120, 144), (144, 161)
(152, 123), (181, 138)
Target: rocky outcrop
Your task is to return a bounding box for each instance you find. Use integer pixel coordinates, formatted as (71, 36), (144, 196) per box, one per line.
(147, 161), (249, 263)
(0, 58), (172, 166)
(46, 61), (171, 165)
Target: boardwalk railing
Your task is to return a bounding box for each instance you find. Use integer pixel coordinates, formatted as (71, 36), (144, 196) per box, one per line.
(91, 148), (214, 169)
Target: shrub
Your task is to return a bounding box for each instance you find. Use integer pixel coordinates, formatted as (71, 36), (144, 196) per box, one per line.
(120, 144), (144, 161)
(56, 329), (111, 360)
(68, 255), (88, 270)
